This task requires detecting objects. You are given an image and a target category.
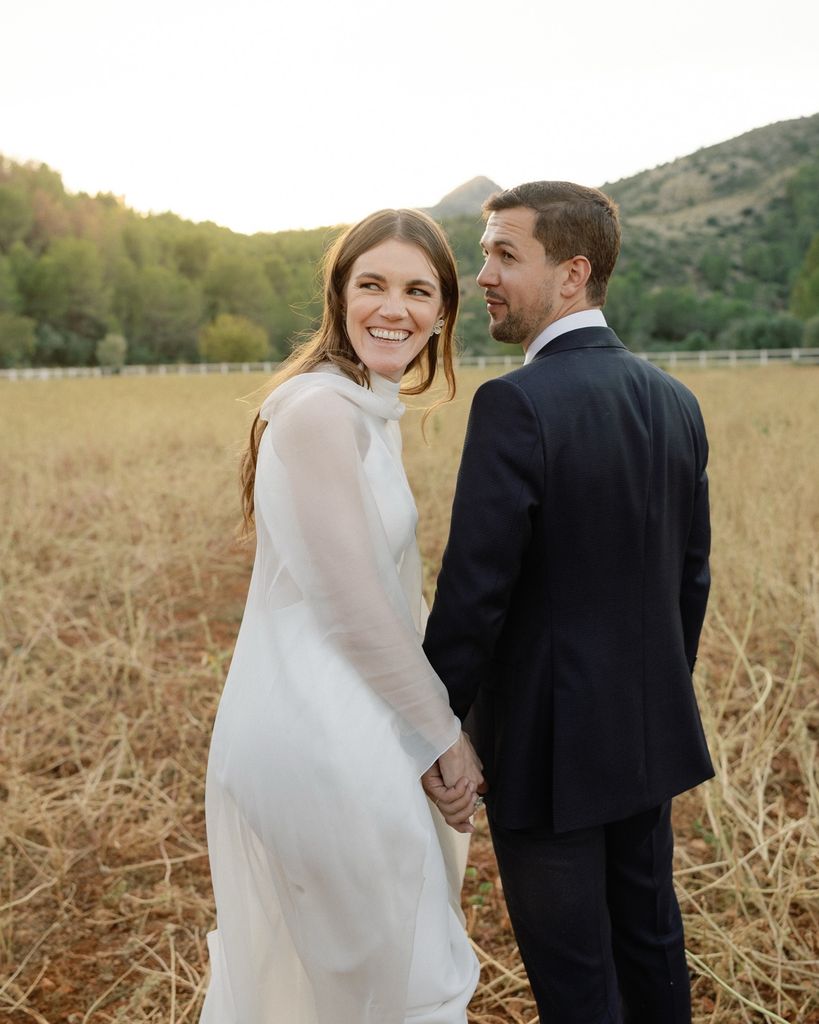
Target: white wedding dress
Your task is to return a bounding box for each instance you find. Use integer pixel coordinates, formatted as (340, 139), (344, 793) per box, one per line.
(200, 367), (479, 1024)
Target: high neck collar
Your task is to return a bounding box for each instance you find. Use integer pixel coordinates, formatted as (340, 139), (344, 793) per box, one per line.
(259, 364), (405, 423)
(369, 370), (402, 403)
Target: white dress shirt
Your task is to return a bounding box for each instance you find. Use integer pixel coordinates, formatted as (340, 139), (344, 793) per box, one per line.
(523, 309), (608, 365)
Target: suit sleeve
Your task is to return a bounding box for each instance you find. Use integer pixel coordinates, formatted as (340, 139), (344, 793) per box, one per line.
(423, 377), (543, 720)
(679, 416), (711, 673)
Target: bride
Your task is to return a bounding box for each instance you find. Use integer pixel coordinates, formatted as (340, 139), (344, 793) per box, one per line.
(200, 209), (483, 1023)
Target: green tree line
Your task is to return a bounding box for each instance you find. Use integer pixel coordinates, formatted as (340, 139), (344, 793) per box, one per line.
(0, 157), (329, 368)
(1, 154), (819, 368)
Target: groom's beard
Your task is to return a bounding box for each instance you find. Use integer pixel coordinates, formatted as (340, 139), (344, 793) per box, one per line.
(489, 296), (554, 346)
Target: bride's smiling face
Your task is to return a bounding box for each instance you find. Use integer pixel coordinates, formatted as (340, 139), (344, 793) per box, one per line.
(343, 239), (443, 383)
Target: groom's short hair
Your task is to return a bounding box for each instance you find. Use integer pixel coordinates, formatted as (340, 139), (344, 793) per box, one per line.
(483, 181), (621, 306)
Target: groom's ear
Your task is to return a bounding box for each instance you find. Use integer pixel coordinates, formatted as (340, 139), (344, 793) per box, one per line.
(560, 255), (592, 298)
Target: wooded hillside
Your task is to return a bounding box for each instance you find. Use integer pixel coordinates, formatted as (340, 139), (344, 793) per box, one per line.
(2, 112), (818, 367)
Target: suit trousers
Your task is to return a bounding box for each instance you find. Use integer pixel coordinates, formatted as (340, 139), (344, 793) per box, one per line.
(488, 802), (691, 1024)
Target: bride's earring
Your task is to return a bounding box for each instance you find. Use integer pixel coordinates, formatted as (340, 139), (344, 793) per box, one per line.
(432, 318), (445, 335)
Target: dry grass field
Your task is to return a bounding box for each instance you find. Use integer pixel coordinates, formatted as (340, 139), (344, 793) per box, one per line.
(1, 365), (817, 1023)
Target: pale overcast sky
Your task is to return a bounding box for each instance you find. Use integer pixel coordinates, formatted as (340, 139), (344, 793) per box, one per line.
(3, 0), (818, 234)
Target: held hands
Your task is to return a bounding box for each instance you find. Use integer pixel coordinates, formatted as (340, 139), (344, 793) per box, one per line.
(421, 732), (487, 834)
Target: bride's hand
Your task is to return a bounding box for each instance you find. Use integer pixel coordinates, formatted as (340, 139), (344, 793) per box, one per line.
(421, 761), (483, 834)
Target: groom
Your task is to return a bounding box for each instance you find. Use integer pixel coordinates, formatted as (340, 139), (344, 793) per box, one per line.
(422, 181), (713, 1023)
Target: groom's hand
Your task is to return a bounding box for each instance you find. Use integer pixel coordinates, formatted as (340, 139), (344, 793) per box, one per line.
(421, 761), (484, 834)
(438, 731), (484, 791)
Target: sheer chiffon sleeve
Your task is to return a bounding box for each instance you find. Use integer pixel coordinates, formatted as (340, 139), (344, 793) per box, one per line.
(262, 386), (460, 775)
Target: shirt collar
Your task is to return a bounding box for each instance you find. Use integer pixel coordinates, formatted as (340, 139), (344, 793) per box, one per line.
(523, 309), (608, 365)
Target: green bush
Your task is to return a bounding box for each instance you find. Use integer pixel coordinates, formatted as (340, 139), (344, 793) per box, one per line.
(790, 232), (819, 319)
(721, 313), (804, 350)
(682, 330), (709, 351)
(803, 315), (819, 347)
(33, 323), (96, 366)
(96, 332), (128, 369)
(0, 312), (36, 367)
(198, 314), (269, 363)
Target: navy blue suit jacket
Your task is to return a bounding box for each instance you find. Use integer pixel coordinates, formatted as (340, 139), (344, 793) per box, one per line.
(423, 326), (714, 832)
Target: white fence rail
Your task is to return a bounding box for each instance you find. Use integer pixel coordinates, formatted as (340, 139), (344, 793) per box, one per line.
(2, 348), (819, 381)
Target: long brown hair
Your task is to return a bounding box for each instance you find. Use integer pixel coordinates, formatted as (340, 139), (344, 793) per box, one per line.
(240, 209), (460, 533)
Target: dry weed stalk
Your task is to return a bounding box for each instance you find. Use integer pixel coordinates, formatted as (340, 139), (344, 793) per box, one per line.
(1, 367), (817, 1023)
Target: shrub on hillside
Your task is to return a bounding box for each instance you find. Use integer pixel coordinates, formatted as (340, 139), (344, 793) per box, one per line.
(33, 323), (96, 367)
(681, 330), (709, 350)
(720, 313), (804, 350)
(198, 314), (268, 363)
(790, 232), (819, 319)
(803, 314), (819, 347)
(96, 333), (128, 370)
(0, 312), (36, 367)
